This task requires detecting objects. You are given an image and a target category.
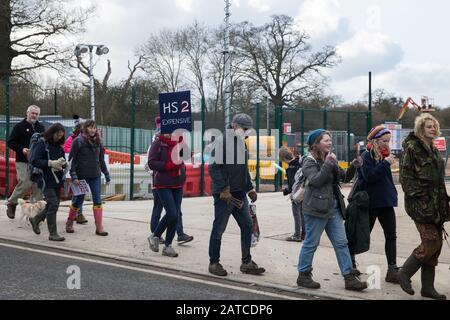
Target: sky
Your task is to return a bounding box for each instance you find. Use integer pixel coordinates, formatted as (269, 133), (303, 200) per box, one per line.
(72, 0), (450, 107)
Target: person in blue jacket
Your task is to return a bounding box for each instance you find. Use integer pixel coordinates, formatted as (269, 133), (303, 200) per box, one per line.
(352, 125), (399, 284)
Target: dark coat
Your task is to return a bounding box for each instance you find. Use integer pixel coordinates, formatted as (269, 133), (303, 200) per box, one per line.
(29, 139), (65, 189)
(148, 137), (186, 188)
(209, 135), (254, 195)
(358, 149), (398, 209)
(69, 135), (109, 180)
(285, 156), (302, 193)
(345, 190), (371, 255)
(400, 132), (450, 225)
(7, 119), (45, 163)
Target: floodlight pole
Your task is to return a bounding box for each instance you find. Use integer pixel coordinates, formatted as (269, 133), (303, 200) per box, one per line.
(89, 45), (95, 121)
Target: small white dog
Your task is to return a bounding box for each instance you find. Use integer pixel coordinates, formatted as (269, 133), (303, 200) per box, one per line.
(17, 198), (47, 225)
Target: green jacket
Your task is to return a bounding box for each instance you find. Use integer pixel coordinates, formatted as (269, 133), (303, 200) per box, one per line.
(399, 132), (450, 225)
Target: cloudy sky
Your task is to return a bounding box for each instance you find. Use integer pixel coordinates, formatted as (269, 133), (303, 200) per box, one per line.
(74, 0), (450, 107)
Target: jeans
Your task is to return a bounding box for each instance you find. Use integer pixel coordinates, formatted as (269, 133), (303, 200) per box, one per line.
(209, 192), (252, 264)
(71, 176), (102, 208)
(42, 187), (61, 216)
(153, 188), (182, 246)
(298, 200), (353, 276)
(150, 188), (185, 236)
(369, 207), (397, 266)
(292, 201), (305, 237)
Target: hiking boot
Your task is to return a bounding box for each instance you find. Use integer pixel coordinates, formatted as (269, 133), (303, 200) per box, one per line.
(240, 260), (265, 275)
(148, 235), (159, 252)
(6, 202), (17, 219)
(344, 273), (368, 291)
(177, 233), (194, 244)
(351, 268), (362, 277)
(385, 264), (400, 284)
(285, 234), (303, 242)
(297, 268), (321, 289)
(420, 264), (447, 300)
(76, 213), (88, 225)
(398, 255), (422, 295)
(65, 219), (75, 233)
(162, 246), (178, 257)
(209, 263), (228, 276)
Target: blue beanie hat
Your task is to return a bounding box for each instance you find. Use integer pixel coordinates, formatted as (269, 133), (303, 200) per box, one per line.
(307, 129), (327, 146)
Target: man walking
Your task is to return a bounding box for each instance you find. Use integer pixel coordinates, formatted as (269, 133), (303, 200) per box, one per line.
(6, 105), (45, 218)
(208, 113), (265, 276)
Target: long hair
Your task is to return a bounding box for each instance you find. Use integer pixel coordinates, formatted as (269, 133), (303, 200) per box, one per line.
(44, 123), (65, 145)
(308, 131), (331, 161)
(279, 146), (294, 163)
(82, 119), (102, 145)
(414, 113), (441, 143)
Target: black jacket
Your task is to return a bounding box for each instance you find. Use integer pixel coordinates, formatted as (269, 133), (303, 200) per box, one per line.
(69, 135), (109, 180)
(29, 139), (65, 189)
(7, 119), (45, 163)
(209, 135), (254, 195)
(345, 190), (370, 255)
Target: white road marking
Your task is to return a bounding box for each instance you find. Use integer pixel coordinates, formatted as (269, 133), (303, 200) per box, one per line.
(0, 242), (300, 300)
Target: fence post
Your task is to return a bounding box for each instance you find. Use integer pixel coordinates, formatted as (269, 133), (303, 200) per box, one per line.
(347, 111), (351, 165)
(54, 88), (58, 115)
(5, 76), (10, 199)
(255, 102), (260, 192)
(300, 108), (305, 155)
(200, 97), (205, 196)
(323, 109), (328, 130)
(129, 87), (136, 201)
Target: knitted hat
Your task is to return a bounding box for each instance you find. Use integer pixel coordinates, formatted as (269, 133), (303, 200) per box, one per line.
(232, 113), (253, 129)
(367, 125), (391, 141)
(73, 114), (85, 126)
(307, 129), (327, 146)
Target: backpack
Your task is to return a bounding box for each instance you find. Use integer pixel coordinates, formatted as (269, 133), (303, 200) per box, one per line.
(28, 132), (49, 187)
(291, 155), (316, 204)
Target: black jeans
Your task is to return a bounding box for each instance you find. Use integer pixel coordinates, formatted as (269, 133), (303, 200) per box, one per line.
(43, 187), (61, 216)
(351, 207), (397, 267)
(369, 207), (397, 266)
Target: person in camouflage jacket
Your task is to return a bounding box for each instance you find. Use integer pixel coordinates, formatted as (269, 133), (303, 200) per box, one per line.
(398, 113), (449, 300)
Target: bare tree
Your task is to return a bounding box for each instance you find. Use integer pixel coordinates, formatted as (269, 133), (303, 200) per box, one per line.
(0, 0), (95, 79)
(140, 29), (186, 92)
(235, 15), (339, 106)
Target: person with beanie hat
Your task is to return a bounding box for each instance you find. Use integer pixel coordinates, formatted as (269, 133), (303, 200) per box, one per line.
(208, 113), (265, 277)
(296, 129), (367, 292)
(350, 125), (400, 283)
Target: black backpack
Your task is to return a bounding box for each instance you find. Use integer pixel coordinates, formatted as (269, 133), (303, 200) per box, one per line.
(28, 132), (49, 187)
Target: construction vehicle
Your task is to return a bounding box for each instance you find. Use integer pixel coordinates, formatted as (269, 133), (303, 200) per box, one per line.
(397, 96), (435, 121)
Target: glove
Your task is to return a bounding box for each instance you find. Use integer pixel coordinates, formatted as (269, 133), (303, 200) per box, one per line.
(219, 187), (232, 204)
(282, 188), (290, 196)
(248, 189), (257, 203)
(165, 161), (182, 171)
(105, 174), (111, 184)
(48, 160), (63, 171)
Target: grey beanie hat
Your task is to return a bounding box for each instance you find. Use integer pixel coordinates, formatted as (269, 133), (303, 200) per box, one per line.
(232, 113), (253, 129)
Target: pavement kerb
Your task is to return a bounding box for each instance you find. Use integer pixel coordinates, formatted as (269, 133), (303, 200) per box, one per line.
(0, 235), (356, 300)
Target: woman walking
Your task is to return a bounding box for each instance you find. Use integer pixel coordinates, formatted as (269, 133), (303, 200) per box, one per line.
(351, 125), (399, 283)
(65, 120), (110, 236)
(147, 132), (186, 258)
(296, 129), (367, 291)
(29, 123), (67, 241)
(398, 114), (448, 300)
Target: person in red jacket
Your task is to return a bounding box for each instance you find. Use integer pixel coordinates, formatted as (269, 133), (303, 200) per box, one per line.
(147, 132), (186, 257)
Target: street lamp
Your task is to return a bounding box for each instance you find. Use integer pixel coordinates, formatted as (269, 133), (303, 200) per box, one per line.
(74, 44), (109, 121)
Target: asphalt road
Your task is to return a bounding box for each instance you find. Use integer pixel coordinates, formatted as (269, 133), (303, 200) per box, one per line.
(0, 242), (288, 301)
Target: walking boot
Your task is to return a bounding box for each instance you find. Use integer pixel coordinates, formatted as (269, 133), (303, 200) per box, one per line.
(93, 205), (108, 236)
(6, 202), (17, 219)
(385, 264), (400, 284)
(297, 268), (321, 289)
(240, 260), (265, 275)
(66, 205), (79, 233)
(29, 211), (47, 235)
(344, 273), (368, 291)
(47, 214), (65, 241)
(208, 263), (228, 276)
(76, 213), (88, 225)
(420, 264), (447, 300)
(398, 254), (422, 295)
